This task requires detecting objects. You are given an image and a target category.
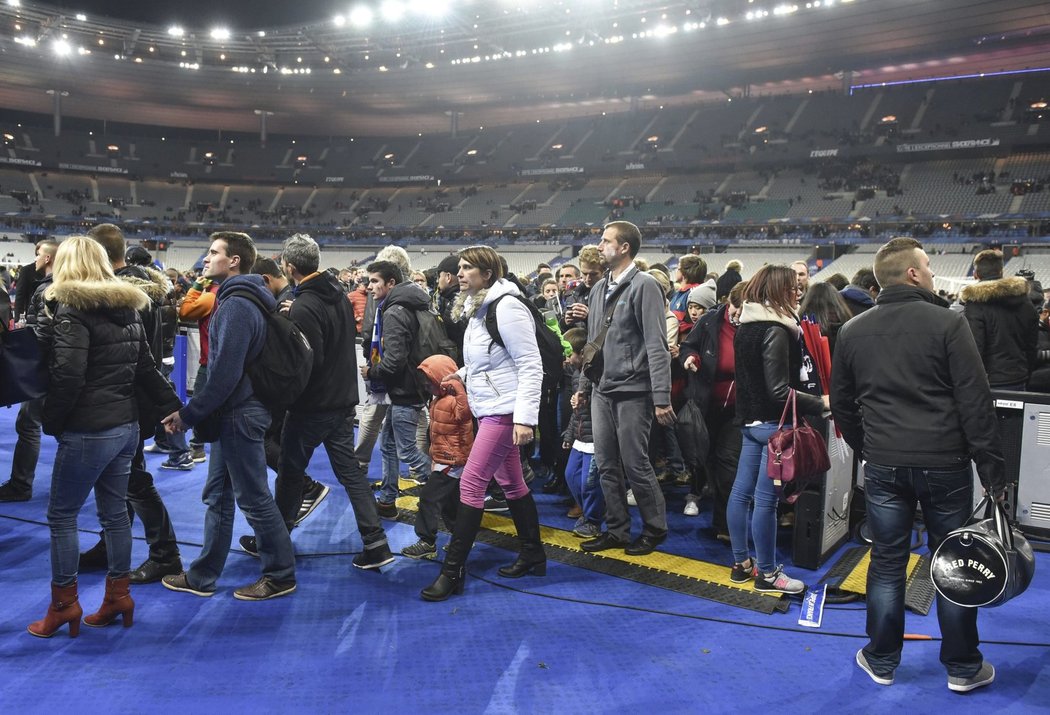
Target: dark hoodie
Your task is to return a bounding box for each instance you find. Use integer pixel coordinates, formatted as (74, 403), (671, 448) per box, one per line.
(180, 274), (274, 426)
(364, 281), (432, 405)
(288, 271), (359, 414)
(960, 275), (1039, 387)
(840, 285), (876, 317)
(116, 264), (171, 369)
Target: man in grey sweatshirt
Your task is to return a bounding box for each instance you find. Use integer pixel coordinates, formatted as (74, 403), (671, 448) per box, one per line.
(577, 221), (674, 556)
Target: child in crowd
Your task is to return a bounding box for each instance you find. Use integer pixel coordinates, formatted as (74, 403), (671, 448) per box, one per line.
(561, 328), (604, 538)
(402, 355), (475, 559)
(685, 283), (716, 334)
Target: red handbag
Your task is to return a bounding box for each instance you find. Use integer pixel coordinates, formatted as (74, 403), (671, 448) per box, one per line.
(766, 390), (830, 503)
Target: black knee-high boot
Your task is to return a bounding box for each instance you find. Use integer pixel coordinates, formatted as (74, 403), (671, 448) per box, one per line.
(498, 492), (547, 578)
(421, 502), (484, 601)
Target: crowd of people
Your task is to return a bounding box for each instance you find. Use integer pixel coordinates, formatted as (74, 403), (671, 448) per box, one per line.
(3, 219), (1049, 694)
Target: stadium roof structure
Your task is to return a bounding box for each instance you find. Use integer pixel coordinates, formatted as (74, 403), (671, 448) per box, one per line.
(1, 0), (1050, 135)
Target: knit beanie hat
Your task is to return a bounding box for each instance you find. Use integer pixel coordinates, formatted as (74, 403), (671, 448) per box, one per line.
(688, 280), (717, 309)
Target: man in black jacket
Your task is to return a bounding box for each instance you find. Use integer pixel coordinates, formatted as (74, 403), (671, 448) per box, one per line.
(250, 256), (329, 527)
(832, 237), (1004, 693)
(433, 254), (465, 361)
(239, 235), (394, 569)
(81, 224), (185, 585)
(960, 249), (1038, 390)
(0, 239), (57, 502)
(361, 260), (433, 517)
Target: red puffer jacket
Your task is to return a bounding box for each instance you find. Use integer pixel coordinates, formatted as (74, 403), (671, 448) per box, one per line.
(418, 355), (474, 467)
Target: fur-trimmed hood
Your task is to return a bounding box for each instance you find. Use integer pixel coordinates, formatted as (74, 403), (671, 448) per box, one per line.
(116, 264), (171, 304)
(47, 279), (151, 312)
(450, 278), (520, 321)
(961, 276), (1029, 305)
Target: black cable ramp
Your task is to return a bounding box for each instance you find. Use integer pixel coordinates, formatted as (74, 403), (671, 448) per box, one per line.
(821, 545), (935, 615)
(393, 485), (789, 615)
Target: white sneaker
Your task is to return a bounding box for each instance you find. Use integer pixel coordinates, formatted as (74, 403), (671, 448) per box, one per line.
(683, 494), (700, 517)
(626, 489), (637, 507)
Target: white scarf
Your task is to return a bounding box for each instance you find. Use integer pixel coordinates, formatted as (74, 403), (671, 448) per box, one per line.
(739, 301), (800, 337)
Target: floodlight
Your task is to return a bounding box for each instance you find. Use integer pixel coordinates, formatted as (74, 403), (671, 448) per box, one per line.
(168, 25), (185, 38)
(7, 0), (22, 7)
(411, 0), (449, 17)
(381, 1), (406, 23)
(349, 5), (373, 27)
(75, 13), (87, 21)
(333, 15), (346, 27)
(210, 28), (231, 41)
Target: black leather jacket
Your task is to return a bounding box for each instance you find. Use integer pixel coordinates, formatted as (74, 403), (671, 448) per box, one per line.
(734, 320), (825, 423)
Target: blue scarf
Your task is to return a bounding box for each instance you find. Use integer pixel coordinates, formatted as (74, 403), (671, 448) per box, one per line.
(368, 298), (388, 395)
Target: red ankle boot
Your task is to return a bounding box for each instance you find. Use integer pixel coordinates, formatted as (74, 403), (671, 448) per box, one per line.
(84, 576), (135, 628)
(28, 582), (83, 638)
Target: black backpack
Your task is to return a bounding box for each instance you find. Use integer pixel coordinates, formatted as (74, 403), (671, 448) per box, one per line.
(407, 307), (459, 394)
(485, 294), (565, 388)
(224, 289), (313, 411)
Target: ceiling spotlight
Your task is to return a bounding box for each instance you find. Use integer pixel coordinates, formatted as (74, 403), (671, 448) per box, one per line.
(333, 15), (346, 27)
(349, 5), (373, 27)
(210, 28), (231, 41)
(258, 30), (266, 37)
(411, 0), (449, 17)
(381, 1), (405, 22)
(75, 13), (87, 21)
(7, 0), (21, 7)
(168, 25), (185, 38)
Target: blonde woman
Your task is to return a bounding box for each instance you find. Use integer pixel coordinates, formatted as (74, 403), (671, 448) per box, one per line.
(28, 236), (179, 638)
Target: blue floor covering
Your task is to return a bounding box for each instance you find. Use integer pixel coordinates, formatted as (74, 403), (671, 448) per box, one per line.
(1, 405), (1048, 713)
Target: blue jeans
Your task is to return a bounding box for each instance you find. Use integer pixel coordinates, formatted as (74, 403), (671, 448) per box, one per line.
(48, 423), (139, 586)
(727, 422), (780, 573)
(377, 404), (430, 504)
(187, 399), (295, 590)
(862, 463), (981, 678)
(566, 449), (604, 525)
(277, 407), (388, 549)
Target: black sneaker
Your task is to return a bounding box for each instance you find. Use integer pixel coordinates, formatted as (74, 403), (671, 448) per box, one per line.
(294, 479), (330, 526)
(377, 501), (398, 519)
(190, 446), (207, 463)
(353, 543), (396, 570)
(239, 535), (259, 557)
(78, 539), (109, 571)
(162, 572), (214, 597)
(402, 539), (437, 560)
(483, 494), (509, 512)
(129, 558), (183, 584)
(233, 576), (297, 601)
(160, 452), (195, 471)
(0, 481), (31, 502)
(730, 559), (758, 584)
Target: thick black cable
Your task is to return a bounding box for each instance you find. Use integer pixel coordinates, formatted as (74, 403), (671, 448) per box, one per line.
(4, 512), (1048, 648)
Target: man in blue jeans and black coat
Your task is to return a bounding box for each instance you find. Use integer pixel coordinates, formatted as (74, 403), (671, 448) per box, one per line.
(831, 237), (1005, 693)
(161, 231), (296, 601)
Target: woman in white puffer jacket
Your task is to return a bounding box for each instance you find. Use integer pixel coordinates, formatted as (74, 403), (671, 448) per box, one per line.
(421, 246), (544, 601)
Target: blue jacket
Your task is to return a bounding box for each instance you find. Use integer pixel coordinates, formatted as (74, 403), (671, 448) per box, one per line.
(180, 274), (274, 426)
